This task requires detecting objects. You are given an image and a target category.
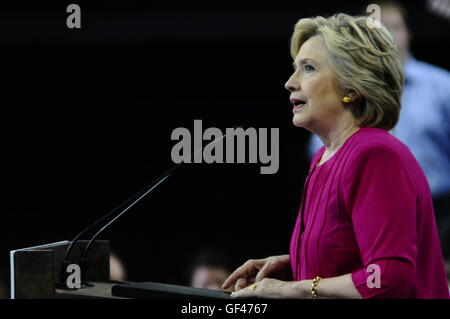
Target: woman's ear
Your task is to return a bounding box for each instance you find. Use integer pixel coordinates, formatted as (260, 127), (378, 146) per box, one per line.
(345, 89), (361, 102)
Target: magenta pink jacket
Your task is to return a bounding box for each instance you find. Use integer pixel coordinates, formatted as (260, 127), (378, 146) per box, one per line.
(289, 127), (449, 298)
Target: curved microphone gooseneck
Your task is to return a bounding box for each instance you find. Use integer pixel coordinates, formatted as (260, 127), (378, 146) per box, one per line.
(59, 126), (241, 288)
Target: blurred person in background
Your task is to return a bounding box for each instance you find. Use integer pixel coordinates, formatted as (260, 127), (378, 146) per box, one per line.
(307, 1), (450, 274)
(186, 250), (232, 291)
(110, 252), (127, 282)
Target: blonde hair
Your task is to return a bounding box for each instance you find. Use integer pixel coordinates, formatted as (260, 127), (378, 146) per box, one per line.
(290, 13), (403, 130)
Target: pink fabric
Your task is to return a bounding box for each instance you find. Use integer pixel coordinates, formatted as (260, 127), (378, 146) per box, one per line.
(289, 127), (449, 298)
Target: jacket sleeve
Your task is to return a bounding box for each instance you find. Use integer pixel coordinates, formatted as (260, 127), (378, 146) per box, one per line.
(341, 144), (418, 299)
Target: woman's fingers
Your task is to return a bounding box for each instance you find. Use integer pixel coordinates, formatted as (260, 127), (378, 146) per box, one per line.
(222, 259), (261, 289)
(255, 255), (290, 282)
(223, 255), (289, 290)
(255, 258), (280, 282)
(255, 259), (278, 282)
(234, 278), (248, 291)
(222, 264), (249, 289)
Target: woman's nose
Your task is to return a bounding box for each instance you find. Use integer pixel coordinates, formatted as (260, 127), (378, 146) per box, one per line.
(285, 82), (295, 92)
(285, 74), (299, 92)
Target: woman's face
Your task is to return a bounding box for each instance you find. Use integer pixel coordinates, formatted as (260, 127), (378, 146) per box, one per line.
(285, 35), (347, 132)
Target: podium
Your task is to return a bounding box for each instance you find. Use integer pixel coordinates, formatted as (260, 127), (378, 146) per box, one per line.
(10, 240), (231, 299)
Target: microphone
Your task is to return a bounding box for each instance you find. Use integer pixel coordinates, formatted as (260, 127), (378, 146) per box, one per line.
(58, 126), (241, 289)
(57, 160), (179, 289)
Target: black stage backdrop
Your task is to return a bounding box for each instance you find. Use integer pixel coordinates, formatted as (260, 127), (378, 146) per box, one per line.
(1, 1), (449, 294)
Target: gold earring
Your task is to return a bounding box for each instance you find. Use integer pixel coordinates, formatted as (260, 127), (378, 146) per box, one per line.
(342, 96), (351, 103)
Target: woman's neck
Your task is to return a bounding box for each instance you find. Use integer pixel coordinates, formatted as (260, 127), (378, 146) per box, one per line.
(322, 125), (359, 152)
(315, 112), (360, 153)
(315, 123), (359, 166)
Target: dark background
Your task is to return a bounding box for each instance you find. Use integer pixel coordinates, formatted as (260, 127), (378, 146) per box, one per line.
(1, 0), (449, 297)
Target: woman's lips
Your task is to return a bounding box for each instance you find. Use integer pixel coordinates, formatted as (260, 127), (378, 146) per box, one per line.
(293, 103), (306, 111)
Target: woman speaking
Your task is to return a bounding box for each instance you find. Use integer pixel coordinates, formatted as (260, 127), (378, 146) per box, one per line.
(222, 13), (449, 299)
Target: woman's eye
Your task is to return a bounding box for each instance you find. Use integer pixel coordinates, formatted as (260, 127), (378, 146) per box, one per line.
(304, 64), (315, 72)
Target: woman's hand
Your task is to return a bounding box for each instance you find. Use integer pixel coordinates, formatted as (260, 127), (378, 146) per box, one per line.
(230, 278), (308, 299)
(221, 254), (291, 292)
